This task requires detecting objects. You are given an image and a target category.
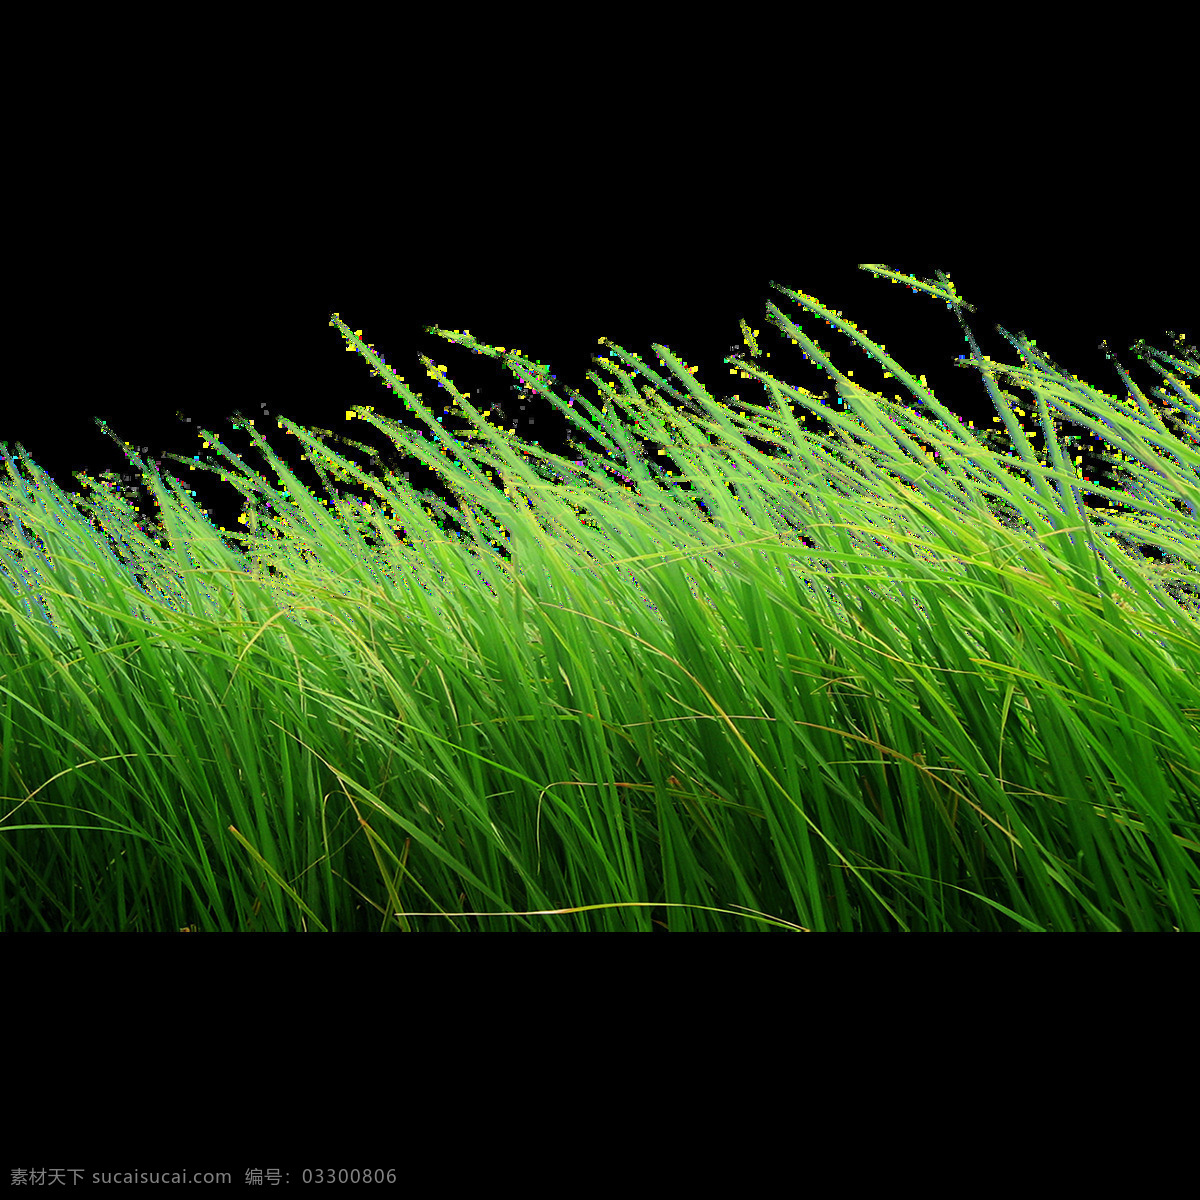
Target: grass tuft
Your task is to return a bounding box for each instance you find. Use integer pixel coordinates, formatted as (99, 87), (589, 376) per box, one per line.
(2, 266), (1198, 930)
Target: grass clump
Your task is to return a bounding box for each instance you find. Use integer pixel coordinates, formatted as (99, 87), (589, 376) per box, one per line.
(2, 265), (1198, 931)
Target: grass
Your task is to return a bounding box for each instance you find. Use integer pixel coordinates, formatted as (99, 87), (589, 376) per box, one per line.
(2, 265), (1198, 931)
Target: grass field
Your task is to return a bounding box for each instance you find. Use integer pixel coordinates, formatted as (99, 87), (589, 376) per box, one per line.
(2, 266), (1197, 930)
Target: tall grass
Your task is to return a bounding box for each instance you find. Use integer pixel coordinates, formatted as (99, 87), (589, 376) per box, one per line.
(2, 265), (1197, 930)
